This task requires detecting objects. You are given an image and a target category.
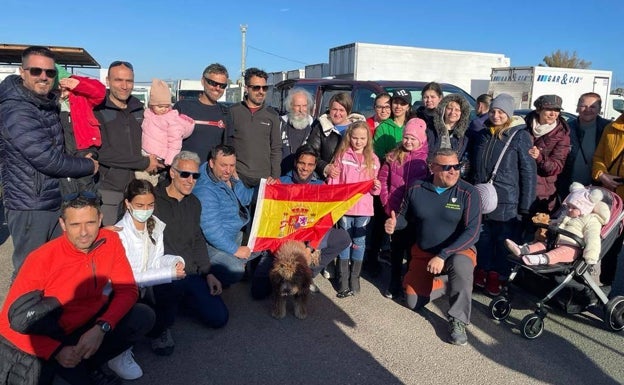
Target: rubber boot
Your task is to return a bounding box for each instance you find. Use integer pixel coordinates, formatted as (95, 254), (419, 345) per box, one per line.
(336, 259), (353, 298)
(350, 260), (363, 294)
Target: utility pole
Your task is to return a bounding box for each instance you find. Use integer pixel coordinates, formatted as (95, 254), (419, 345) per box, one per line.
(239, 24), (247, 101)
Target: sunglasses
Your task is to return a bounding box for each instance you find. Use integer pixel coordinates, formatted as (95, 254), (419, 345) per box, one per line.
(63, 191), (99, 202)
(23, 67), (57, 78)
(434, 163), (462, 171)
(247, 85), (269, 92)
(109, 60), (134, 70)
(204, 77), (228, 90)
(173, 167), (200, 180)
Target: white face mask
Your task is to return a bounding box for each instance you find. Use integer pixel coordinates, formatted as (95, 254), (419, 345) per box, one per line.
(129, 207), (153, 223)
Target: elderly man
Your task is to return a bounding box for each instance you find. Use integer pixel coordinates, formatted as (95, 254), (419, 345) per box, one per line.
(0, 46), (98, 275)
(176, 63), (232, 163)
(279, 88), (315, 175)
(95, 60), (163, 225)
(385, 148), (481, 346)
(147, 151), (228, 356)
(0, 193), (154, 385)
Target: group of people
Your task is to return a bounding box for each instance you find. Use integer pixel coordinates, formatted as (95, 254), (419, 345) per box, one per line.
(0, 45), (623, 384)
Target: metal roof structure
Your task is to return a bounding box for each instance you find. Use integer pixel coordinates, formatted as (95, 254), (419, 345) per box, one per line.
(0, 43), (100, 68)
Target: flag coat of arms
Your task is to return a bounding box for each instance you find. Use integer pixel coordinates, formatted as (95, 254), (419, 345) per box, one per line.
(248, 179), (374, 252)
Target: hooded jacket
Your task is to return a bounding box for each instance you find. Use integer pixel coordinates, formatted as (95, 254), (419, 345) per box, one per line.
(592, 113), (624, 199)
(428, 93), (471, 159)
(379, 147), (429, 216)
(525, 110), (571, 213)
(0, 75), (95, 211)
(556, 197), (610, 264)
(307, 113), (366, 178)
(141, 108), (195, 165)
(472, 116), (537, 221)
(373, 118), (404, 160)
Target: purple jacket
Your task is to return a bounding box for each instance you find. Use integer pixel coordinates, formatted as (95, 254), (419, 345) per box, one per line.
(327, 147), (380, 216)
(379, 148), (429, 216)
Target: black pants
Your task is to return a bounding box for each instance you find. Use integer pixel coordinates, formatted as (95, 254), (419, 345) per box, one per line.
(39, 303), (154, 385)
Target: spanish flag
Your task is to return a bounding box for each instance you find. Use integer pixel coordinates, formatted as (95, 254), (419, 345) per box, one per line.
(248, 179), (374, 252)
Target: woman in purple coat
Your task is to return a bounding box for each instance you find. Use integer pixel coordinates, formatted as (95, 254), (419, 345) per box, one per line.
(378, 118), (429, 299)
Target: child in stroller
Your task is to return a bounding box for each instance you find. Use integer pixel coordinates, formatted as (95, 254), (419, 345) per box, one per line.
(488, 182), (624, 339)
(504, 182), (610, 266)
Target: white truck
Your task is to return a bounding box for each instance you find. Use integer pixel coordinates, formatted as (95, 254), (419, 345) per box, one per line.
(328, 42), (510, 97)
(489, 66), (624, 120)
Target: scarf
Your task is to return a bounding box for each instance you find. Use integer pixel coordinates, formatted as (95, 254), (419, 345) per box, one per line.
(531, 118), (557, 138)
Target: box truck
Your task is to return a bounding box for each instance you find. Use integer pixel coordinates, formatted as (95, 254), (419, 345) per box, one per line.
(328, 42), (510, 97)
(488, 66), (623, 119)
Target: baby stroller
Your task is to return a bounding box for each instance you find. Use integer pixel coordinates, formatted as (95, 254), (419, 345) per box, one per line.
(488, 186), (624, 339)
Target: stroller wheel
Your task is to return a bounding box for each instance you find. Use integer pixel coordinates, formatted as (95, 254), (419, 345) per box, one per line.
(520, 313), (544, 339)
(489, 296), (512, 321)
(604, 296), (624, 332)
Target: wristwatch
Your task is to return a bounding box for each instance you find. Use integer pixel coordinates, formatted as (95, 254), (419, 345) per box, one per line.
(96, 320), (111, 333)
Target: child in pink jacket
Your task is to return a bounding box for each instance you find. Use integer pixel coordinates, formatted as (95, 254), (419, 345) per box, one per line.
(137, 79), (194, 185)
(327, 121), (381, 298)
(378, 117), (429, 298)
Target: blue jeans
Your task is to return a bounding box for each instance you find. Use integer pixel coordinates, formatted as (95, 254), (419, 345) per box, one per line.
(338, 215), (370, 262)
(208, 231), (264, 286)
(476, 218), (520, 278)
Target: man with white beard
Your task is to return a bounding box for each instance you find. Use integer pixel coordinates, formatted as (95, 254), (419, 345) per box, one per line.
(279, 88), (315, 175)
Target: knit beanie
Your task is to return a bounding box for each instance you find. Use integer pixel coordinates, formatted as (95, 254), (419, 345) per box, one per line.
(403, 118), (427, 145)
(490, 93), (515, 118)
(149, 79), (172, 106)
(565, 182), (603, 216)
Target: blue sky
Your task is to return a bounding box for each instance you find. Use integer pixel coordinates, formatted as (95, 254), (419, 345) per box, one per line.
(2, 0), (623, 88)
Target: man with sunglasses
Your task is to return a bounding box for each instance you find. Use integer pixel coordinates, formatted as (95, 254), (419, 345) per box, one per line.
(0, 193), (154, 384)
(95, 60), (163, 226)
(229, 67), (281, 188)
(149, 151), (228, 356)
(385, 148), (481, 346)
(0, 46), (98, 275)
(175, 63), (232, 163)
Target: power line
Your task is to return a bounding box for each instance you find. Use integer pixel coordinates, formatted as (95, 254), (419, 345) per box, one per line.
(247, 45), (308, 66)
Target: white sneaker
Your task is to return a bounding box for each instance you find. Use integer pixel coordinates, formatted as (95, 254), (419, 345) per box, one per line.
(107, 347), (143, 380)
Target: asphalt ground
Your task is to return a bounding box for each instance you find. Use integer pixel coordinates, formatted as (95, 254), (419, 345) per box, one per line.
(0, 204), (622, 385)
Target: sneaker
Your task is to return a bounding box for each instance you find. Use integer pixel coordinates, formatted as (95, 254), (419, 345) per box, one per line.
(89, 367), (122, 385)
(504, 239), (529, 257)
(107, 347), (143, 380)
(336, 289), (354, 298)
(448, 317), (468, 346)
(151, 328), (174, 356)
(522, 254), (548, 265)
(486, 271), (502, 296)
(474, 268), (487, 289)
(309, 282), (320, 293)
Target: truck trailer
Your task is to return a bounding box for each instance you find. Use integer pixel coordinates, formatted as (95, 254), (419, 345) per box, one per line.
(328, 42), (510, 97)
(489, 66), (623, 120)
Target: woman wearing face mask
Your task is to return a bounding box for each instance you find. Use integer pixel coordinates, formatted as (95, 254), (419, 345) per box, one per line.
(107, 179), (186, 380)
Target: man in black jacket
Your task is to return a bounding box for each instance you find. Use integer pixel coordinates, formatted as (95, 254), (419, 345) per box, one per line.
(0, 46), (98, 275)
(95, 60), (163, 225)
(149, 151), (228, 356)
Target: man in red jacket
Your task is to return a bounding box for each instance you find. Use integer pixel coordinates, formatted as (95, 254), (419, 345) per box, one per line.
(0, 193), (154, 385)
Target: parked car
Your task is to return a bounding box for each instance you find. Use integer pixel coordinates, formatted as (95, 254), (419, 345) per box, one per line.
(270, 79), (477, 120)
(514, 109), (577, 125)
